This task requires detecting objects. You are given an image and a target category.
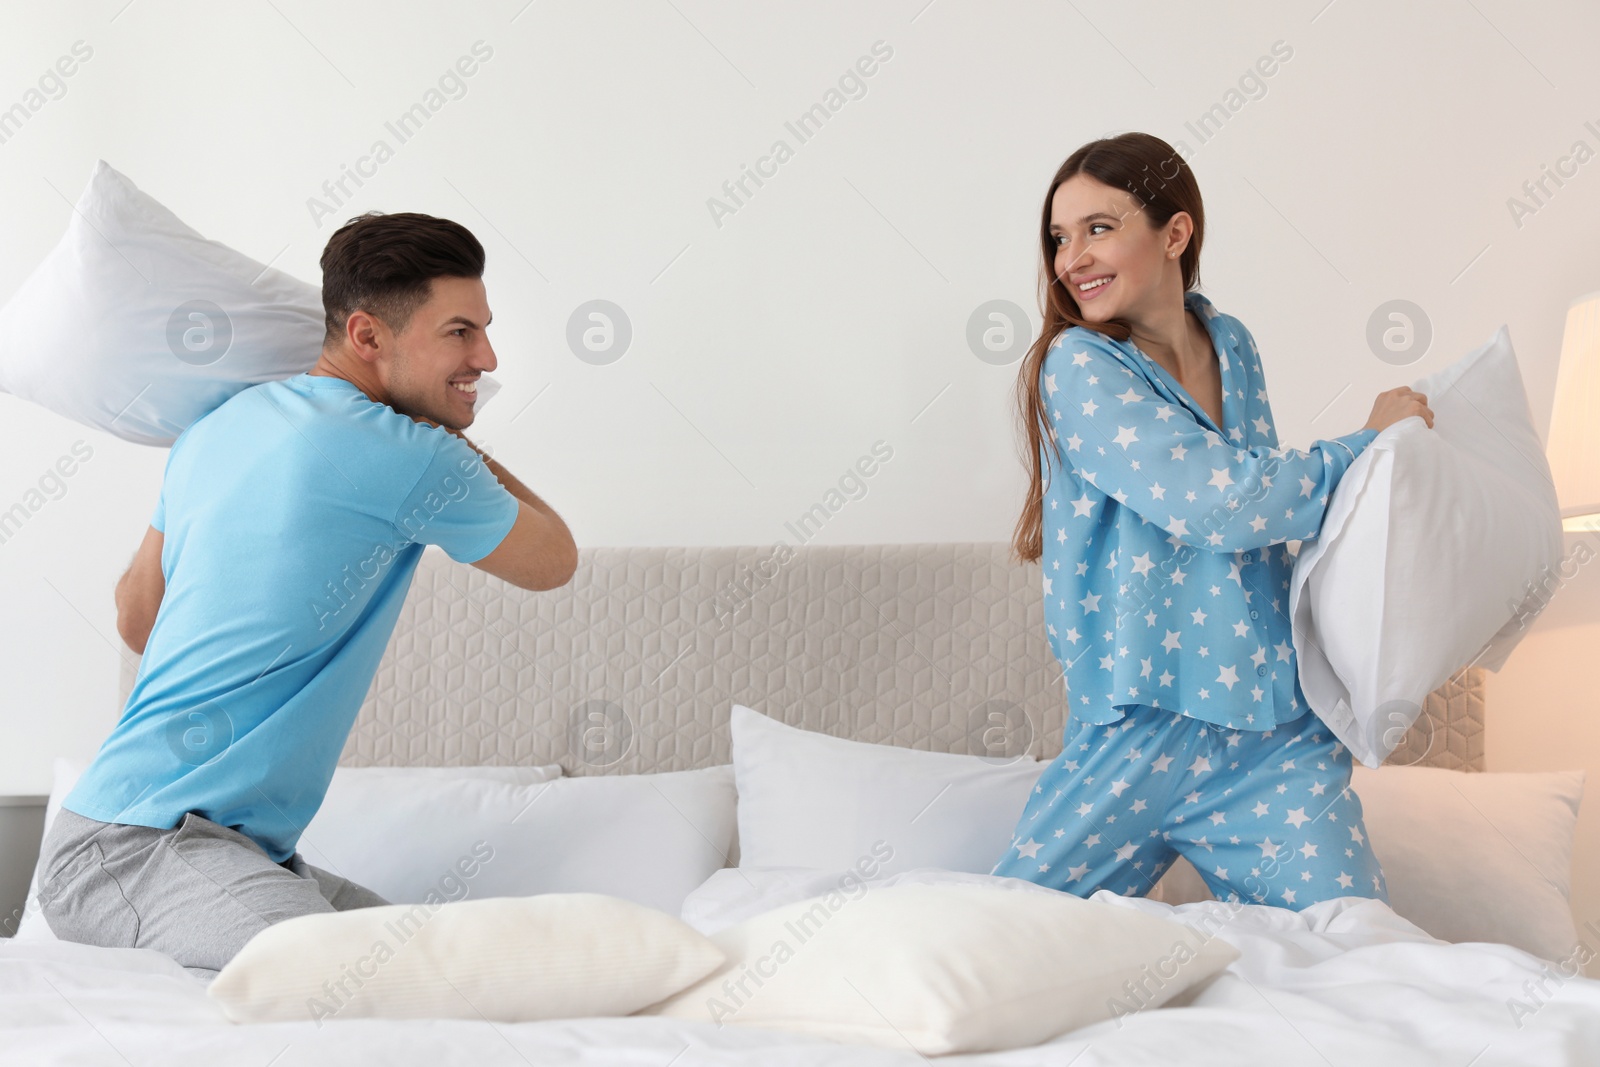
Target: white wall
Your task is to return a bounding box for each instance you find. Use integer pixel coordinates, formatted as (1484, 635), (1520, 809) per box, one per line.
(2, 1), (1597, 949)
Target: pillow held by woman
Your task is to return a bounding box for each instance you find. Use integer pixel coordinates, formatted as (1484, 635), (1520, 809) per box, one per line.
(1289, 326), (1562, 766)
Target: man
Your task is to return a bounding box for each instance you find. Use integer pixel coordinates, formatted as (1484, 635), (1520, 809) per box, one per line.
(34, 212), (576, 978)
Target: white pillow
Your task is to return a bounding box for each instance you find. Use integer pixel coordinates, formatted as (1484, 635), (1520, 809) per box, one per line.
(208, 893), (724, 1024)
(1148, 765), (1584, 963)
(1350, 765), (1583, 961)
(1289, 326), (1563, 767)
(641, 884), (1238, 1054)
(330, 763), (561, 784)
(298, 766), (735, 916)
(16, 760), (561, 942)
(730, 704), (1039, 875)
(0, 160), (503, 446)
(0, 160), (324, 446)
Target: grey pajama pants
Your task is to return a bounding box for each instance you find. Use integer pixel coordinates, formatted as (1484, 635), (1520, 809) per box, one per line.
(35, 807), (389, 981)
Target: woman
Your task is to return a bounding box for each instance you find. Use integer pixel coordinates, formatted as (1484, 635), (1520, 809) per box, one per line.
(990, 132), (1433, 909)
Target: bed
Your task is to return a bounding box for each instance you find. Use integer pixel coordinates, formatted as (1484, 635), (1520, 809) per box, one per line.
(5, 542), (1594, 1065)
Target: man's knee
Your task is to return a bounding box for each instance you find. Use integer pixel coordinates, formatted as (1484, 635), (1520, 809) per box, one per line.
(279, 852), (388, 912)
(130, 822), (340, 970)
(36, 838), (142, 950)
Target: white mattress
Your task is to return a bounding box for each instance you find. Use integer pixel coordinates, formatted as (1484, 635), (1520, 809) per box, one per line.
(4, 882), (1595, 1066)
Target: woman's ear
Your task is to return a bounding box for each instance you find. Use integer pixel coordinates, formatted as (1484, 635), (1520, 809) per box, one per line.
(1164, 210), (1194, 260)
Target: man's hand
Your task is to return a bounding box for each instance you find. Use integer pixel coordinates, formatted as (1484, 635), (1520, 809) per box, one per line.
(410, 417), (578, 590)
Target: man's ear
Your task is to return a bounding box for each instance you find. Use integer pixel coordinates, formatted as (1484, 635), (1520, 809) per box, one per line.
(344, 310), (390, 365)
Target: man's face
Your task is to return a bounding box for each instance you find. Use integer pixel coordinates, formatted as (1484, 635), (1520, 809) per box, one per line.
(377, 275), (496, 430)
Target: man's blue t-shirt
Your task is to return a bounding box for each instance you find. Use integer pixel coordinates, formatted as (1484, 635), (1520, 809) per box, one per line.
(64, 373), (520, 862)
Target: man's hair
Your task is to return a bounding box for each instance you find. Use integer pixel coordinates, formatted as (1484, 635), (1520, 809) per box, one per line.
(319, 211), (485, 346)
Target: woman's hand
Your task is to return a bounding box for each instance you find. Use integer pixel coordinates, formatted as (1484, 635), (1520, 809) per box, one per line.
(1364, 386), (1434, 432)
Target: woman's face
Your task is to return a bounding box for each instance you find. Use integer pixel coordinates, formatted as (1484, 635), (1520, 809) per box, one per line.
(1049, 174), (1182, 326)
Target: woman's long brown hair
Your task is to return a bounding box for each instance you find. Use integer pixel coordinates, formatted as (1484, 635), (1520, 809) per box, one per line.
(1010, 132), (1207, 564)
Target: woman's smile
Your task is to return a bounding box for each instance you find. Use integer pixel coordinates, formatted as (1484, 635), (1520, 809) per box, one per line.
(1073, 273), (1116, 302)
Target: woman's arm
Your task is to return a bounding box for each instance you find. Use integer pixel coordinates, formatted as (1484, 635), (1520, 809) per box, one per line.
(1042, 332), (1375, 554)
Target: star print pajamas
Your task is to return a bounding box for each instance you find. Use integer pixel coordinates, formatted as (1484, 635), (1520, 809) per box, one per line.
(990, 705), (1387, 908)
(997, 290), (1388, 909)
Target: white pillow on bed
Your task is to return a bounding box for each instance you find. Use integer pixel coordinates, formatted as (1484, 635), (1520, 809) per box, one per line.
(327, 763), (562, 784)
(642, 883), (1238, 1055)
(0, 160), (325, 446)
(1350, 764), (1583, 961)
(16, 760), (562, 942)
(1288, 326), (1563, 767)
(298, 766), (735, 916)
(209, 893), (724, 1024)
(729, 703), (1039, 875)
(1148, 765), (1585, 963)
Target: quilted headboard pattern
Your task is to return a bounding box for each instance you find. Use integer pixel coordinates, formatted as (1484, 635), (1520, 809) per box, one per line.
(119, 543), (1487, 772)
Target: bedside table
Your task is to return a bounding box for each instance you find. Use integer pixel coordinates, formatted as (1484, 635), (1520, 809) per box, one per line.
(0, 796), (48, 938)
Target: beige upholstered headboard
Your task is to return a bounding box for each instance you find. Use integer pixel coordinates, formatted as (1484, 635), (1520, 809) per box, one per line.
(119, 543), (1487, 773)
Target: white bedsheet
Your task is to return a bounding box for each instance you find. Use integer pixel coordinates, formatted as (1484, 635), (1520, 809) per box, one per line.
(3, 874), (1598, 1066)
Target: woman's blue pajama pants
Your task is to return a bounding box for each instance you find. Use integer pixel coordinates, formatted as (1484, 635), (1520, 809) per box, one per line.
(991, 705), (1388, 910)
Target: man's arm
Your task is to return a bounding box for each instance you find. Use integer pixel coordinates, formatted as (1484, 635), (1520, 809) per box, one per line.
(116, 525), (165, 654)
(450, 431), (578, 592)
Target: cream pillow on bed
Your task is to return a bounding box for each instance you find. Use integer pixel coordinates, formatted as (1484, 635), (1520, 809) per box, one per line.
(641, 883), (1238, 1054)
(208, 893), (724, 1024)
(1288, 326), (1562, 767)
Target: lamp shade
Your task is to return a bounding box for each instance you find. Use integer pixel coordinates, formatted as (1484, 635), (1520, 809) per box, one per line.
(1548, 292), (1600, 532)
